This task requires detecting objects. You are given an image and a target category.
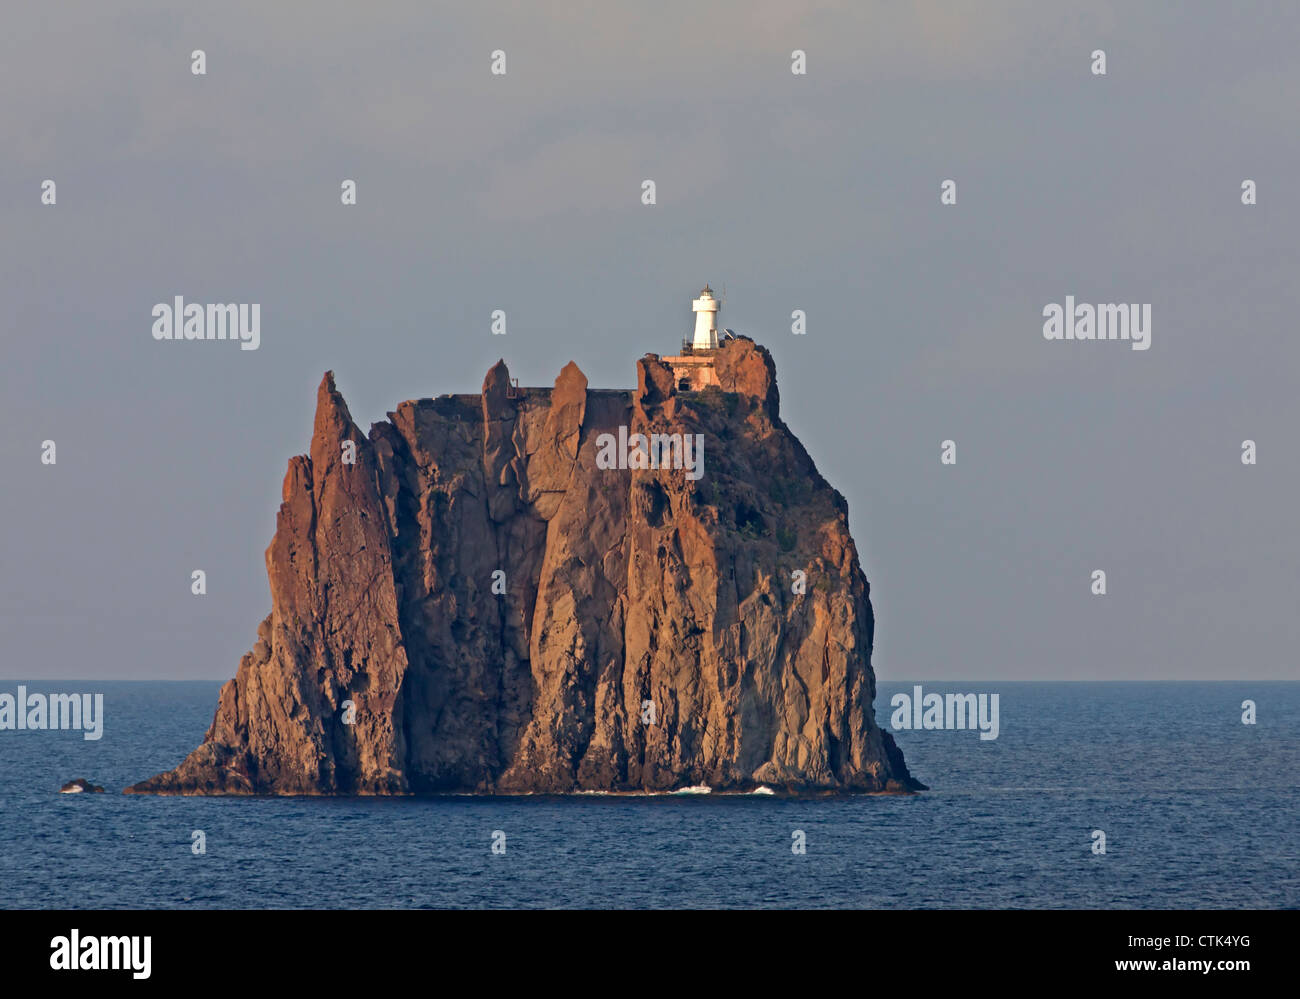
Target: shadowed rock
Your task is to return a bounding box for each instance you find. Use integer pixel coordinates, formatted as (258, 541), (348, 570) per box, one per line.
(60, 778), (104, 793)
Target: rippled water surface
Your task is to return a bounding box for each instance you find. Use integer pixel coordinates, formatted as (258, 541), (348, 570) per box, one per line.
(0, 681), (1294, 908)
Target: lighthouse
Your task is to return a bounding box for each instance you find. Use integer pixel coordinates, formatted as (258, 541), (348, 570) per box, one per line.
(662, 284), (725, 391)
(690, 285), (720, 350)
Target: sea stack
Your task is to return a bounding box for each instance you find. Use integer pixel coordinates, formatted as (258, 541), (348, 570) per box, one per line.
(128, 337), (922, 795)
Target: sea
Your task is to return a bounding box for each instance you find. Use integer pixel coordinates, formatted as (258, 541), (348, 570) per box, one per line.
(0, 681), (1295, 909)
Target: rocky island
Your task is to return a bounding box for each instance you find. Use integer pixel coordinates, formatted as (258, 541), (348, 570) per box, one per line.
(60, 778), (105, 794)
(128, 336), (922, 795)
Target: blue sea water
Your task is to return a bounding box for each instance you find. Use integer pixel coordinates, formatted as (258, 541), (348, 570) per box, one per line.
(0, 681), (1294, 909)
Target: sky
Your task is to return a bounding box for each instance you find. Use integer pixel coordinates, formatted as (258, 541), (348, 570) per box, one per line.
(2, 1), (1297, 680)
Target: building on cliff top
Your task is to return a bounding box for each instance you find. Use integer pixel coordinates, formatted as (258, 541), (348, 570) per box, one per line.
(426, 286), (736, 403)
(663, 284), (731, 392)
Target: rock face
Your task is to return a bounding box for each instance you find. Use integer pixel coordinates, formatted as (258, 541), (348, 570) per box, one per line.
(128, 338), (923, 795)
(60, 779), (104, 793)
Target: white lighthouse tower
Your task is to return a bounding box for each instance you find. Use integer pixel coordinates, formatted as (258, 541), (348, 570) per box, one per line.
(664, 284), (725, 391)
(690, 284), (720, 350)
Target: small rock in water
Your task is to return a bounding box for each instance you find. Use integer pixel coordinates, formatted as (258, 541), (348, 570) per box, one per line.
(60, 778), (105, 794)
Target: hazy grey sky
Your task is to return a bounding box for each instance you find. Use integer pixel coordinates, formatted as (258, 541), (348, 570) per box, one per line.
(3, 1), (1297, 680)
